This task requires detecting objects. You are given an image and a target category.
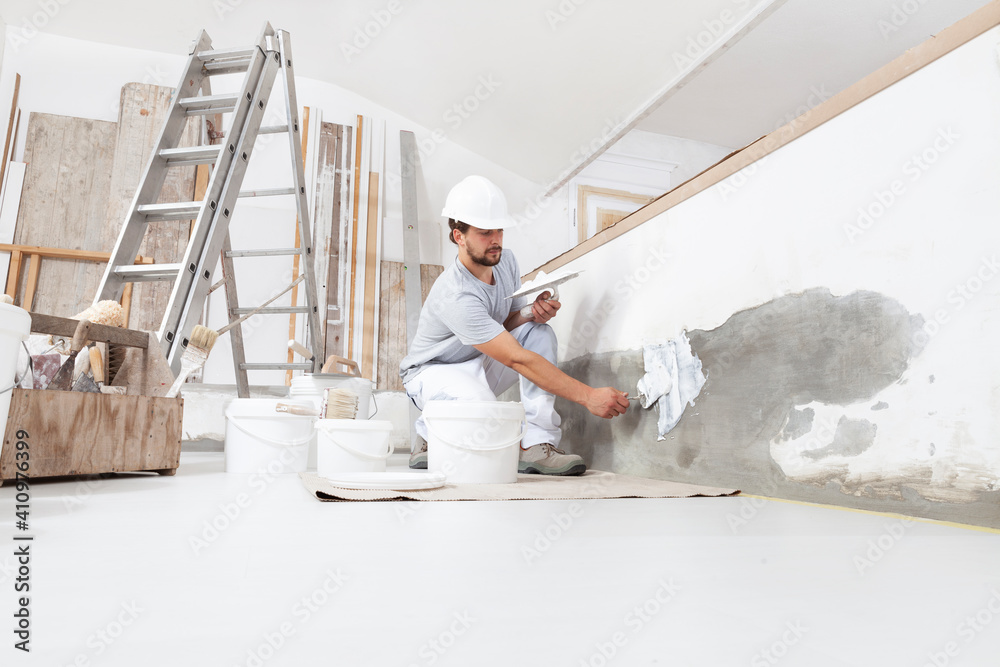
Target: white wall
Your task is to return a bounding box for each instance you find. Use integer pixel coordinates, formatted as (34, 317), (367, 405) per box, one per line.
(546, 26), (1000, 508)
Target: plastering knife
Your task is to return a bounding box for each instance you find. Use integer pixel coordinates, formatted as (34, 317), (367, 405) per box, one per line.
(48, 319), (91, 391)
(508, 269), (584, 319)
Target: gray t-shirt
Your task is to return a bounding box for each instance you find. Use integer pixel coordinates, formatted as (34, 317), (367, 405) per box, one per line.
(399, 250), (528, 384)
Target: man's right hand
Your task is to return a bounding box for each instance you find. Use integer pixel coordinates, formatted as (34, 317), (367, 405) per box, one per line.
(586, 387), (630, 419)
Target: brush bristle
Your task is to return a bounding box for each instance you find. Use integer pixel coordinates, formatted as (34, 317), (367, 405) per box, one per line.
(188, 325), (219, 352)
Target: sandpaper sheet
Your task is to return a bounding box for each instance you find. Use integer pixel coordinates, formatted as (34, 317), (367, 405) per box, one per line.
(300, 470), (739, 502)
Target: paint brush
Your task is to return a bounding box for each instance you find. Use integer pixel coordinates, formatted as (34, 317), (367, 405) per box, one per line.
(164, 325), (219, 399)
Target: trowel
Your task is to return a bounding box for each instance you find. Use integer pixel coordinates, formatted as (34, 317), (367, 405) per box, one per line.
(508, 269), (583, 319)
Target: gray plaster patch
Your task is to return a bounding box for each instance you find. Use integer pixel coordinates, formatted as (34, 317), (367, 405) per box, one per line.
(779, 407), (815, 441)
(556, 288), (999, 528)
(802, 416), (877, 459)
(871, 401), (889, 411)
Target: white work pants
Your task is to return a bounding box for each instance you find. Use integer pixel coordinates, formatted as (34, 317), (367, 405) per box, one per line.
(404, 323), (562, 449)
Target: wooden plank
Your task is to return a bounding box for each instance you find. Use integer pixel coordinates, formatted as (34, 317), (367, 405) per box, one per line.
(348, 115), (364, 361)
(361, 172), (380, 380)
(28, 312), (150, 348)
(0, 73), (20, 194)
(1, 389), (182, 481)
(104, 83), (200, 331)
(22, 253), (40, 311)
(13, 113), (117, 316)
(376, 261), (403, 390)
(376, 261), (443, 391)
(0, 162), (26, 284)
(4, 249), (20, 300)
(526, 0), (1000, 280)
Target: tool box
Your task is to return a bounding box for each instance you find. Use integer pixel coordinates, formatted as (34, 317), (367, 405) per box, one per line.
(0, 314), (182, 483)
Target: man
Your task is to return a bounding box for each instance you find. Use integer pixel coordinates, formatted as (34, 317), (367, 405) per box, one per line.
(399, 175), (630, 476)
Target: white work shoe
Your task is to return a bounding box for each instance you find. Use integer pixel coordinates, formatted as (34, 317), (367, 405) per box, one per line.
(518, 443), (586, 476)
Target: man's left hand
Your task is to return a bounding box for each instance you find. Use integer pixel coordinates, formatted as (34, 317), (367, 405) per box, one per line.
(531, 291), (560, 324)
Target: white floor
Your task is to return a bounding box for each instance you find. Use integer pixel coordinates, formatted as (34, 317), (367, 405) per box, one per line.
(2, 452), (999, 666)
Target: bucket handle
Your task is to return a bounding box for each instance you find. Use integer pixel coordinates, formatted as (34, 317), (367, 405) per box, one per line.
(316, 425), (393, 461)
(228, 416), (314, 447)
(426, 419), (527, 452)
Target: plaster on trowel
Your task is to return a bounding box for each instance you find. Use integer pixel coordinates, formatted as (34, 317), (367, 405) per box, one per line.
(508, 269), (584, 319)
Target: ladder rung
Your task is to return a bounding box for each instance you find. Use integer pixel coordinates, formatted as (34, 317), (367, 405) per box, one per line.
(232, 306), (311, 315)
(179, 93), (239, 115)
(239, 187), (297, 198)
(203, 57), (253, 76)
(159, 145), (222, 166)
(115, 263), (182, 282)
(225, 248), (302, 258)
(137, 202), (203, 221)
(258, 125), (289, 135)
(239, 363), (314, 371)
(197, 46), (257, 61)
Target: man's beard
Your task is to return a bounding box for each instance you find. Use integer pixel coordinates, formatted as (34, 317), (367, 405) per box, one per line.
(469, 246), (502, 267)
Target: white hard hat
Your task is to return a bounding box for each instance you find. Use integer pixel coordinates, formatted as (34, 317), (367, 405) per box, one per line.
(441, 175), (516, 230)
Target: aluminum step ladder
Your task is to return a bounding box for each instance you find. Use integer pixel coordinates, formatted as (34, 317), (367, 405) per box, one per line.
(95, 23), (323, 397)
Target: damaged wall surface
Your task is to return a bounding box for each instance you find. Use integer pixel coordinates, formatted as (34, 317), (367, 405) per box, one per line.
(547, 23), (1000, 528)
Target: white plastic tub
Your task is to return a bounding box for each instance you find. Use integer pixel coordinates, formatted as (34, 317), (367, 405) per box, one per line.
(315, 419), (393, 477)
(224, 398), (315, 474)
(423, 400), (526, 484)
(0, 303), (31, 441)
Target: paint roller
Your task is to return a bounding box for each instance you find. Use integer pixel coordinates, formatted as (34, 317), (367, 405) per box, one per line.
(507, 269), (584, 319)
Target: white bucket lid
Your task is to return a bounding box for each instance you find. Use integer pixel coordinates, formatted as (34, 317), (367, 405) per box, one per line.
(423, 400), (524, 420)
(314, 419), (392, 433)
(0, 303), (31, 339)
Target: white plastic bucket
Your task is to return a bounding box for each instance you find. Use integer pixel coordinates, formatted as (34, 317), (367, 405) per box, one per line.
(424, 401), (526, 484)
(225, 398), (315, 474)
(315, 419), (393, 477)
(0, 303), (31, 440)
(290, 374), (373, 419)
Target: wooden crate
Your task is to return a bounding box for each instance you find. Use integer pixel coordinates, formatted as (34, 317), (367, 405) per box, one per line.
(1, 389), (182, 483)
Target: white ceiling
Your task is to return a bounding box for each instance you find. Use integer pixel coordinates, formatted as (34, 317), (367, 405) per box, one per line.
(0, 0), (990, 187)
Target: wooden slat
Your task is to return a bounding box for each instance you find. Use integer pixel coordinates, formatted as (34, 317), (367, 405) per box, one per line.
(376, 261), (402, 390)
(348, 115), (364, 361)
(104, 83), (200, 331)
(0, 73), (20, 194)
(28, 312), (150, 348)
(5, 249), (21, 299)
(13, 113), (117, 315)
(526, 0), (1000, 281)
(361, 172), (380, 380)
(23, 253), (40, 311)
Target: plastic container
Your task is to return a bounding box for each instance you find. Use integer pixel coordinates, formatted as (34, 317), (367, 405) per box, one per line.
(0, 303), (31, 440)
(289, 374), (374, 419)
(224, 398), (315, 474)
(315, 419), (393, 477)
(423, 401), (526, 484)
